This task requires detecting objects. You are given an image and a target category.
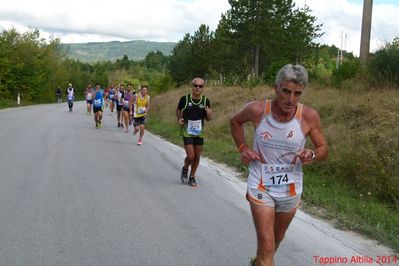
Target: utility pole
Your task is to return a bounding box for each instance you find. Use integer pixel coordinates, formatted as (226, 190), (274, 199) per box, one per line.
(336, 31), (344, 69)
(360, 0), (373, 64)
(340, 30), (344, 64)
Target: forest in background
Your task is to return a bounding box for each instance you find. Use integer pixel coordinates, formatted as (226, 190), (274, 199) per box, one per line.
(1, 0), (397, 107)
(61, 40), (175, 63)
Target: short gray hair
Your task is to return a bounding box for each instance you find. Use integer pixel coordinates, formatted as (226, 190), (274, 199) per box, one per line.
(191, 77), (205, 85)
(275, 64), (308, 87)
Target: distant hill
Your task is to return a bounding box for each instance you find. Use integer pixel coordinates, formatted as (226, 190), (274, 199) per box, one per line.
(61, 40), (176, 63)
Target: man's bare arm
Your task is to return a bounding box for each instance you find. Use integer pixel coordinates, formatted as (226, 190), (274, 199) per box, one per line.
(230, 101), (263, 164)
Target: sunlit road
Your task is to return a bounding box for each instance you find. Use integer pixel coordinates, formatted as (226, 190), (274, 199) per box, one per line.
(0, 102), (392, 265)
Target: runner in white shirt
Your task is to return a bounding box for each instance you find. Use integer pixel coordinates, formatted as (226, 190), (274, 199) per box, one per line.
(66, 83), (74, 112)
(116, 84), (125, 128)
(230, 64), (328, 266)
(85, 84), (93, 115)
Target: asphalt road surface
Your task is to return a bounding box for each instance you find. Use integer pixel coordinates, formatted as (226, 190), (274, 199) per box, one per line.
(0, 101), (394, 265)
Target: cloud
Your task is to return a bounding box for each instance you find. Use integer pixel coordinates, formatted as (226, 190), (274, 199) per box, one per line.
(0, 0), (230, 42)
(0, 0), (398, 55)
(296, 0), (399, 55)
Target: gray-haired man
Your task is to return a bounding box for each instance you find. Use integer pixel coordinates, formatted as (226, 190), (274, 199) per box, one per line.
(230, 64), (329, 266)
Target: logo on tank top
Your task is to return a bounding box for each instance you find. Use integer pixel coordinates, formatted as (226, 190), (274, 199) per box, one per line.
(261, 131), (272, 141)
(287, 130), (294, 139)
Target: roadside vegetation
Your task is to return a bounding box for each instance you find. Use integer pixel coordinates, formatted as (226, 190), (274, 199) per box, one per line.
(0, 0), (398, 253)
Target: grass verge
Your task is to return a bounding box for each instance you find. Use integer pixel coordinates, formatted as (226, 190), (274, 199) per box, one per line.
(0, 100), (16, 109)
(302, 171), (399, 251)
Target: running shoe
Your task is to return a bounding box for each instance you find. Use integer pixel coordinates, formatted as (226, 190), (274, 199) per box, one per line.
(95, 123), (99, 129)
(188, 176), (197, 187)
(125, 128), (129, 133)
(98, 122), (102, 128)
(137, 139), (142, 146)
(180, 167), (188, 183)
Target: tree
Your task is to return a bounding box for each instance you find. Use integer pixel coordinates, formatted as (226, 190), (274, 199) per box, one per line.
(168, 25), (214, 84)
(169, 34), (192, 85)
(121, 54), (130, 70)
(0, 28), (78, 102)
(0, 27), (177, 103)
(144, 51), (168, 71)
(0, 28), (19, 99)
(223, 0), (323, 79)
(212, 12), (249, 84)
(189, 24), (214, 78)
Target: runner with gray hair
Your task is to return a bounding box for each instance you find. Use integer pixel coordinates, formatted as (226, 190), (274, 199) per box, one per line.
(230, 64), (328, 266)
(275, 64), (309, 87)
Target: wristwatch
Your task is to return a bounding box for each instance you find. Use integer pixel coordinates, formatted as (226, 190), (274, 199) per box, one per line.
(310, 150), (316, 160)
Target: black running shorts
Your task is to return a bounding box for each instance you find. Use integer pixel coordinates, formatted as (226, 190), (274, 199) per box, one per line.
(183, 136), (204, 146)
(133, 116), (146, 127)
(93, 106), (102, 113)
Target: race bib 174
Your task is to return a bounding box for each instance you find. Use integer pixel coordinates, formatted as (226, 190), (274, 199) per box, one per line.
(261, 164), (298, 186)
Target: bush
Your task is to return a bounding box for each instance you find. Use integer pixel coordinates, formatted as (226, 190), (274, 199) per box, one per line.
(368, 37), (399, 89)
(152, 73), (175, 93)
(307, 61), (332, 87)
(332, 59), (361, 87)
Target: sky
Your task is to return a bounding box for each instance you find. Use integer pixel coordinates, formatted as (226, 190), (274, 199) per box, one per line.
(0, 0), (398, 56)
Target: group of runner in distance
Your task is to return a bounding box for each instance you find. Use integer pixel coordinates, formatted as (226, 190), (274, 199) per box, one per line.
(58, 82), (150, 146)
(57, 64), (329, 266)
(85, 82), (150, 146)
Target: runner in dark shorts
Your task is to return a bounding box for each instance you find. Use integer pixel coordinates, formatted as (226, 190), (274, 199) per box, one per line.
(176, 78), (212, 187)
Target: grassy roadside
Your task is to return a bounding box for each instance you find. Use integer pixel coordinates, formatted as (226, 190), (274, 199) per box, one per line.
(147, 84), (399, 253)
(0, 99), (18, 109)
(302, 172), (399, 252)
(0, 96), (86, 110)
(0, 99), (46, 109)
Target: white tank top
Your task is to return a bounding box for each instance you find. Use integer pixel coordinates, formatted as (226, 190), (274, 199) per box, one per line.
(86, 91), (92, 100)
(247, 99), (306, 197)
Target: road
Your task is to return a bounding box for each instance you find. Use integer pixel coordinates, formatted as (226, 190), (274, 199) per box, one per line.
(0, 101), (394, 265)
